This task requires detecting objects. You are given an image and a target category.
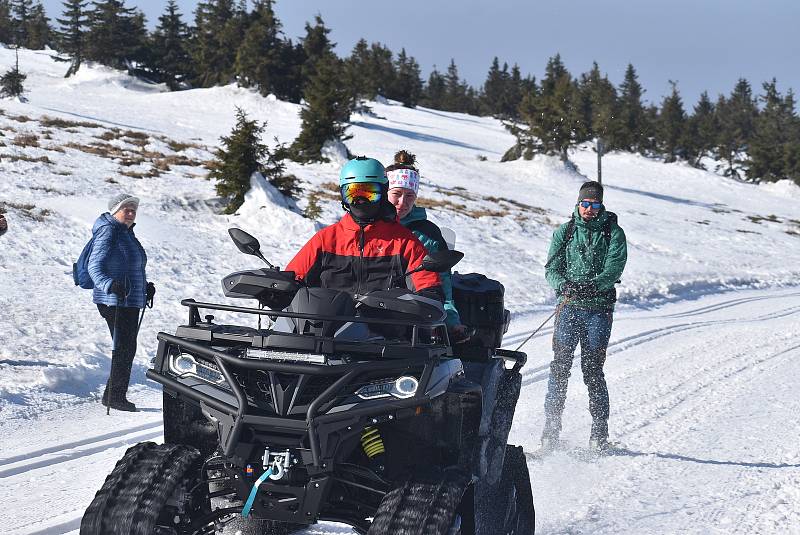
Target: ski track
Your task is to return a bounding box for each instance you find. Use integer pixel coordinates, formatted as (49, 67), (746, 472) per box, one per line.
(516, 291), (800, 534)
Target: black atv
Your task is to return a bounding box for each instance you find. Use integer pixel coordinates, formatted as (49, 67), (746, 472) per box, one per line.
(81, 229), (534, 535)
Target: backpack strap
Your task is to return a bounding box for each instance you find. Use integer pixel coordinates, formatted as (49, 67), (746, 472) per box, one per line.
(544, 216), (575, 269)
(602, 212), (617, 242)
(405, 219), (448, 251)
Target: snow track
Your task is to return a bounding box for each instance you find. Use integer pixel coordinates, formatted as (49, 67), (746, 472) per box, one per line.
(1, 288), (798, 533)
(511, 288), (800, 534)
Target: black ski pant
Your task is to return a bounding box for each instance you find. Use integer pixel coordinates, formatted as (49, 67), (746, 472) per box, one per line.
(543, 305), (613, 439)
(97, 304), (141, 402)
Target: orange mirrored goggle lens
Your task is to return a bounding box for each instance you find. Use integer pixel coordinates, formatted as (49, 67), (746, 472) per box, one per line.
(341, 182), (382, 204)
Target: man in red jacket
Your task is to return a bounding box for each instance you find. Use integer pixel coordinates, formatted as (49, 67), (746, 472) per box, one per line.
(287, 157), (442, 300)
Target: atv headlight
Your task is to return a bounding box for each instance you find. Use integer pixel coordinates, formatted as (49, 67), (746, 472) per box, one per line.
(356, 376), (419, 400)
(169, 353), (225, 385)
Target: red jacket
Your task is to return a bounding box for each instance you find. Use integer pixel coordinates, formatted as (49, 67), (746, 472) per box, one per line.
(286, 213), (441, 295)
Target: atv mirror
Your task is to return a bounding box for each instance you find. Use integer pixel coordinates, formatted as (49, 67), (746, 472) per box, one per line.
(228, 228), (276, 269)
(407, 250), (464, 276)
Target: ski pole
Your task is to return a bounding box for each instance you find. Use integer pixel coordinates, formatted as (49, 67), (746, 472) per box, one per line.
(108, 303), (120, 416)
(514, 298), (571, 352)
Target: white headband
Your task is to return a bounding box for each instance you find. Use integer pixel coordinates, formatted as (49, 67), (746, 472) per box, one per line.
(387, 168), (420, 195)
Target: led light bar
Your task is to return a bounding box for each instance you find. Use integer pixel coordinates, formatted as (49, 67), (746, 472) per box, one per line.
(247, 348), (326, 364)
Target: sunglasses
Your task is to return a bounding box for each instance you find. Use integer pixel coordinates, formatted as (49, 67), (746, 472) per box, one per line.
(579, 201), (603, 209)
(341, 182), (382, 205)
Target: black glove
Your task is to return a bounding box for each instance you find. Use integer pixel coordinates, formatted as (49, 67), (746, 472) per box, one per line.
(146, 282), (156, 301)
(561, 281), (596, 299)
(109, 280), (126, 298)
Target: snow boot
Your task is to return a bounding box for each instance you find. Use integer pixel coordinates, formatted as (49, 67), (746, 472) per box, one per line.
(589, 420), (609, 451)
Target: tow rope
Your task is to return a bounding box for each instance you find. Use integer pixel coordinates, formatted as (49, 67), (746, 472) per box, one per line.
(241, 467), (273, 517)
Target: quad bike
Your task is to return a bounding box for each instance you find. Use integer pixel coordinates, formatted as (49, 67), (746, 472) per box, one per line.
(81, 228), (534, 535)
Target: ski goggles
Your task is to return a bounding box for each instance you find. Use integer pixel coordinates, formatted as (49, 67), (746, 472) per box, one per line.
(579, 201), (603, 209)
(341, 182), (382, 205)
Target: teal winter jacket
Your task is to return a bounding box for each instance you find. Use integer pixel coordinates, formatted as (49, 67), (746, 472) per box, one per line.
(545, 207), (627, 310)
(400, 206), (462, 327)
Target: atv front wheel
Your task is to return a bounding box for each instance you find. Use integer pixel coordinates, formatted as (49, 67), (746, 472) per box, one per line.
(368, 467), (470, 535)
(80, 442), (209, 535)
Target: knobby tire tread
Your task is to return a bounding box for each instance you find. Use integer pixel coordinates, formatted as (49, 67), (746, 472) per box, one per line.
(368, 467), (469, 535)
(80, 442), (202, 535)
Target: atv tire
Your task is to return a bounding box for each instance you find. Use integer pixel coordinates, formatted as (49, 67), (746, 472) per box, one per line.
(80, 442), (208, 535)
(477, 445), (534, 534)
(368, 467), (471, 535)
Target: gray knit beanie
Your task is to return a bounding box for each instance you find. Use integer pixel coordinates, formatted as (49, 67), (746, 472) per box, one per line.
(578, 181), (603, 202)
(108, 193), (140, 215)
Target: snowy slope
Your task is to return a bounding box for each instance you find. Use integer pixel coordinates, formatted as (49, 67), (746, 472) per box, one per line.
(2, 48), (800, 534)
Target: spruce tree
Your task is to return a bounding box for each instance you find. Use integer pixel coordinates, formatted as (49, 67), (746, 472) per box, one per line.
(684, 91), (717, 167)
(0, 1), (12, 44)
(481, 57), (507, 117)
(502, 64), (524, 120)
(234, 0), (282, 95)
(290, 54), (352, 162)
(26, 3), (51, 49)
(85, 0), (147, 69)
(529, 54), (581, 161)
(442, 59), (469, 112)
(578, 62), (620, 148)
(657, 81), (687, 162)
(300, 14), (334, 89)
(1, 47), (26, 98)
(190, 0), (239, 87)
(421, 67), (446, 109)
(150, 0), (190, 89)
(271, 38), (304, 103)
(209, 107), (297, 213)
(56, 0), (88, 76)
(715, 78), (757, 177)
(747, 80), (797, 182)
(12, 0), (33, 45)
(502, 81), (539, 161)
(392, 48), (423, 108)
(618, 63), (647, 152)
(345, 38), (371, 101)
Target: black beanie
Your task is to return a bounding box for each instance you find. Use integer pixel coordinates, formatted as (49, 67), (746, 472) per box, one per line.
(578, 181), (603, 202)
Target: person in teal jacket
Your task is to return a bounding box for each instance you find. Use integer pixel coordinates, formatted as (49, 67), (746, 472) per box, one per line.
(541, 180), (627, 452)
(385, 150), (469, 342)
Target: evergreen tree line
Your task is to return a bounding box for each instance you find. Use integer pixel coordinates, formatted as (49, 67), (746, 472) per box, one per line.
(499, 54), (800, 185)
(2, 1), (798, 183)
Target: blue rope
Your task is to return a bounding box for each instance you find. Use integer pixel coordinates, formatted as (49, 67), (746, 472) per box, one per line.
(241, 467), (273, 518)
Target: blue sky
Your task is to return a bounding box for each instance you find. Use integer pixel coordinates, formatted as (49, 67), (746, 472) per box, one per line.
(41, 0), (800, 107)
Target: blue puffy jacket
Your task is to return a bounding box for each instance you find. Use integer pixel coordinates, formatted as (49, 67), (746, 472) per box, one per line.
(88, 213), (147, 308)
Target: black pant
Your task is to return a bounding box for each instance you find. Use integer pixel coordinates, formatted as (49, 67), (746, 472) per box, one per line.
(97, 304), (140, 402)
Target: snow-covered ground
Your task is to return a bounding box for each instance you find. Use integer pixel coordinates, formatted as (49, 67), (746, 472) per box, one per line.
(2, 47), (800, 534)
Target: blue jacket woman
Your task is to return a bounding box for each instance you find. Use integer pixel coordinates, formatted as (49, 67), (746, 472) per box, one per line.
(88, 193), (153, 412)
(385, 151), (467, 340)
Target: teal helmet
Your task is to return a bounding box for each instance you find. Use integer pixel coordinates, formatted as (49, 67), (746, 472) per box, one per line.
(338, 157), (388, 187)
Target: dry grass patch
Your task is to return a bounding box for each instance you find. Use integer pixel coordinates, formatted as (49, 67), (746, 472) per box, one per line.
(119, 168), (161, 179)
(416, 197), (468, 212)
(0, 153), (52, 164)
(13, 133), (39, 147)
(53, 170), (72, 176)
(157, 154), (201, 167)
(9, 114), (32, 123)
(165, 139), (204, 152)
(0, 201), (52, 221)
(44, 144), (66, 153)
(40, 116), (103, 129)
